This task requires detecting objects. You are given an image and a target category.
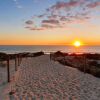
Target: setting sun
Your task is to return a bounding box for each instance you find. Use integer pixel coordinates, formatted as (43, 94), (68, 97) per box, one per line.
(74, 41), (81, 47)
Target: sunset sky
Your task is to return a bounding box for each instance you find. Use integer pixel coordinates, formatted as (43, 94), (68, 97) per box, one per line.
(0, 0), (100, 45)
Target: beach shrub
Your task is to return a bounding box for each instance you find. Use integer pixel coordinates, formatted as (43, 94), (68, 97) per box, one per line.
(0, 52), (7, 61)
(78, 65), (84, 72)
(0, 61), (6, 67)
(58, 58), (72, 66)
(95, 69), (100, 77)
(90, 66), (97, 76)
(52, 52), (100, 78)
(54, 51), (64, 57)
(86, 54), (100, 60)
(89, 61), (100, 68)
(33, 51), (44, 57)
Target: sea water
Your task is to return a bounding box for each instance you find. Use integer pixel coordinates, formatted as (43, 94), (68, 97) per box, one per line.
(0, 45), (100, 54)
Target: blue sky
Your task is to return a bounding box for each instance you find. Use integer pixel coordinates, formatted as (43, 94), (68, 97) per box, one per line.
(0, 0), (59, 31)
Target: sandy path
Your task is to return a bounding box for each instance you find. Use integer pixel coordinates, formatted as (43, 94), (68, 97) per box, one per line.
(5, 55), (100, 100)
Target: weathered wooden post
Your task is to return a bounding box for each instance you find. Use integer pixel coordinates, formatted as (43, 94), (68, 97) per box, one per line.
(17, 54), (19, 66)
(84, 54), (86, 73)
(7, 55), (10, 82)
(15, 54), (17, 71)
(64, 56), (66, 65)
(20, 54), (22, 64)
(19, 54), (21, 65)
(20, 54), (21, 64)
(50, 52), (51, 60)
(19, 54), (21, 66)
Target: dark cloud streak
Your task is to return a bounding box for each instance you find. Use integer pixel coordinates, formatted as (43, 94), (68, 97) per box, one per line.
(25, 20), (33, 25)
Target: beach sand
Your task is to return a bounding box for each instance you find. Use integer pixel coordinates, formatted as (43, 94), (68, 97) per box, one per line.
(1, 55), (100, 100)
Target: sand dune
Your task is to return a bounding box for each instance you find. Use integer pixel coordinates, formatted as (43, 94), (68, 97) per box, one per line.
(1, 55), (100, 100)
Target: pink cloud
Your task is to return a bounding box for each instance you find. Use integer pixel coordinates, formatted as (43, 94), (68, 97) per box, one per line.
(42, 24), (56, 29)
(87, 1), (100, 8)
(30, 27), (43, 30)
(25, 26), (31, 29)
(47, 0), (85, 12)
(24, 0), (99, 31)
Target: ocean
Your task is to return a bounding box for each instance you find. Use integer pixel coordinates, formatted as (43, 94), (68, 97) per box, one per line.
(0, 45), (100, 54)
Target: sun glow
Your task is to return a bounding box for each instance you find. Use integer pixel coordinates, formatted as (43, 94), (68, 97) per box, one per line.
(74, 41), (81, 47)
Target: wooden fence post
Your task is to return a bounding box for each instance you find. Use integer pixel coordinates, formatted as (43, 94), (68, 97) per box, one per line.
(18, 54), (20, 66)
(20, 54), (22, 64)
(19, 54), (21, 65)
(17, 54), (19, 66)
(15, 55), (17, 71)
(84, 54), (86, 73)
(50, 52), (51, 60)
(7, 55), (10, 82)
